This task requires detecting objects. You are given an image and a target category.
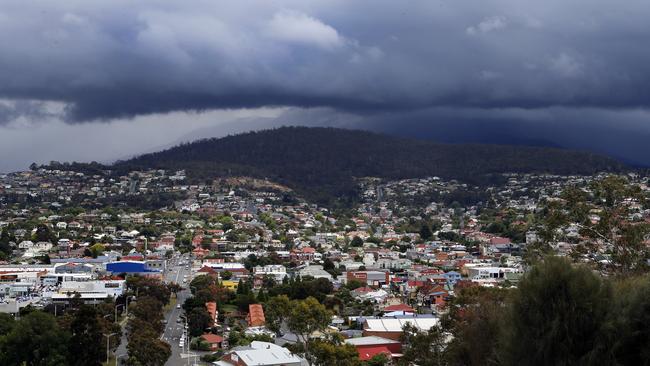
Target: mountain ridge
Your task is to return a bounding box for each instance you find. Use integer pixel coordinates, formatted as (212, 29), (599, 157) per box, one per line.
(112, 126), (626, 205)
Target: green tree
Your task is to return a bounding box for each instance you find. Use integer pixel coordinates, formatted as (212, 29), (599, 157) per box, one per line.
(33, 224), (55, 243)
(346, 279), (364, 291)
(187, 307), (212, 337)
(0, 229), (14, 257)
(69, 305), (104, 366)
(350, 236), (364, 247)
(602, 275), (650, 365)
(499, 257), (610, 366)
(308, 336), (361, 366)
(129, 296), (164, 334)
(264, 295), (291, 335)
(126, 277), (171, 306)
(287, 297), (332, 358)
(0, 313), (15, 336)
(127, 329), (171, 366)
(0, 311), (70, 366)
(444, 287), (507, 366)
(364, 353), (389, 366)
(399, 323), (446, 366)
(89, 243), (105, 258)
(419, 223), (433, 241)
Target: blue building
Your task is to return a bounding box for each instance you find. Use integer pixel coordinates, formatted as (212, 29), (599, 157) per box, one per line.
(106, 261), (161, 277)
(443, 271), (462, 286)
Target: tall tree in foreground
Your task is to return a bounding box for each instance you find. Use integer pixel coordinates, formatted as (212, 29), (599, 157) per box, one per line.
(603, 275), (650, 364)
(308, 334), (361, 366)
(499, 257), (610, 366)
(444, 286), (508, 366)
(264, 294), (291, 335)
(0, 311), (70, 366)
(69, 305), (104, 366)
(127, 329), (171, 366)
(399, 323), (447, 366)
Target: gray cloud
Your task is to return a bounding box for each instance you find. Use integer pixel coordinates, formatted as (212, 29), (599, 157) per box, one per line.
(1, 1), (650, 170)
(0, 0), (649, 122)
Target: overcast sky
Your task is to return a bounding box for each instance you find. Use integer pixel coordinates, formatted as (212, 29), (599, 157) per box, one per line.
(1, 0), (650, 171)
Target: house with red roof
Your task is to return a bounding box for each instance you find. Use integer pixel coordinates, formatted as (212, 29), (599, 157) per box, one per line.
(192, 247), (209, 258)
(206, 302), (218, 327)
(417, 283), (449, 309)
(490, 237), (511, 245)
(247, 304), (266, 327)
(290, 247), (316, 262)
(200, 333), (224, 351)
(383, 304), (415, 313)
(197, 266), (218, 277)
(345, 336), (402, 362)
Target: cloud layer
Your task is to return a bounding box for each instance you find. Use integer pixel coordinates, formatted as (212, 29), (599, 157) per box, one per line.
(1, 1), (650, 170)
(1, 0), (650, 122)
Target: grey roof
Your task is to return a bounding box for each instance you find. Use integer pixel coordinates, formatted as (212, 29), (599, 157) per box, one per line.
(345, 336), (400, 346)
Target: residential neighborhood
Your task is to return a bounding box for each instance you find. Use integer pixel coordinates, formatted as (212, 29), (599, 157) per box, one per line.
(1, 167), (649, 365)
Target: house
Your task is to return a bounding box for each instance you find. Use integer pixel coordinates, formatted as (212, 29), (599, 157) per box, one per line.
(466, 266), (522, 282)
(196, 266), (219, 278)
(201, 333), (224, 351)
(443, 271), (462, 286)
(253, 265), (287, 282)
(417, 283), (449, 309)
(217, 341), (307, 366)
(247, 304), (266, 327)
(297, 265), (333, 281)
(18, 241), (34, 250)
(346, 271), (390, 287)
(362, 317), (439, 341)
(290, 247), (316, 262)
(345, 336), (402, 362)
(206, 302), (218, 327)
(192, 247), (209, 258)
(382, 303), (415, 314)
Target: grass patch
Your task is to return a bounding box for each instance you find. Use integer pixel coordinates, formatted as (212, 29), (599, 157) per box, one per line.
(220, 304), (238, 313)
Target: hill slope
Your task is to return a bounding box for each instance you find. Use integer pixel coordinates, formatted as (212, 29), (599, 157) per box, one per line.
(115, 127), (625, 205)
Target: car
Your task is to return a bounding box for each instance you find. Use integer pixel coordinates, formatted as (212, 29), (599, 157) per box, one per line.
(176, 304), (181, 309)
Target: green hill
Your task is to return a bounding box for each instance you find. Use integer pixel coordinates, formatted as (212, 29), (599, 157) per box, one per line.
(113, 127), (625, 205)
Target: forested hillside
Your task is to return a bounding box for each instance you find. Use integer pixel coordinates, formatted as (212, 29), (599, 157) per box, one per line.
(114, 127), (625, 205)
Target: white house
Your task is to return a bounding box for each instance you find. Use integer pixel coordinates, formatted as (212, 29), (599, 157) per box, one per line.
(253, 265), (287, 282)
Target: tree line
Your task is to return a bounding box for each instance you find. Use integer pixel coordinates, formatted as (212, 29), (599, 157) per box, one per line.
(401, 256), (650, 366)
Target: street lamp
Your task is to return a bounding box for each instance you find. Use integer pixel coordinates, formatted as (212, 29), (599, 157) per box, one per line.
(118, 295), (136, 319)
(103, 332), (118, 365)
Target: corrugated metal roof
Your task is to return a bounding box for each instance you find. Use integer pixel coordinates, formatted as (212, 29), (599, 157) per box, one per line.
(364, 318), (439, 332)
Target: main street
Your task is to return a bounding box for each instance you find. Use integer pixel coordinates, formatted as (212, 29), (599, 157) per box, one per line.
(163, 254), (199, 366)
(114, 252), (195, 365)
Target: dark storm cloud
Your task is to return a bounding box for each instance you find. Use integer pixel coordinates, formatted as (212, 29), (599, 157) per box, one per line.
(1, 0), (650, 122)
(270, 106), (650, 166)
(0, 100), (58, 124)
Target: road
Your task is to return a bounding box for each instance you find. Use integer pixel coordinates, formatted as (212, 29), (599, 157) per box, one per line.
(163, 258), (200, 366)
(115, 253), (197, 366)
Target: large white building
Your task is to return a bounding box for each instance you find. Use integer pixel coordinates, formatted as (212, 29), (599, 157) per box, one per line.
(253, 265), (287, 282)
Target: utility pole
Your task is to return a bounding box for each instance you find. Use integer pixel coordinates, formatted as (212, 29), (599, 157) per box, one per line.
(103, 332), (118, 365)
(186, 320), (190, 366)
